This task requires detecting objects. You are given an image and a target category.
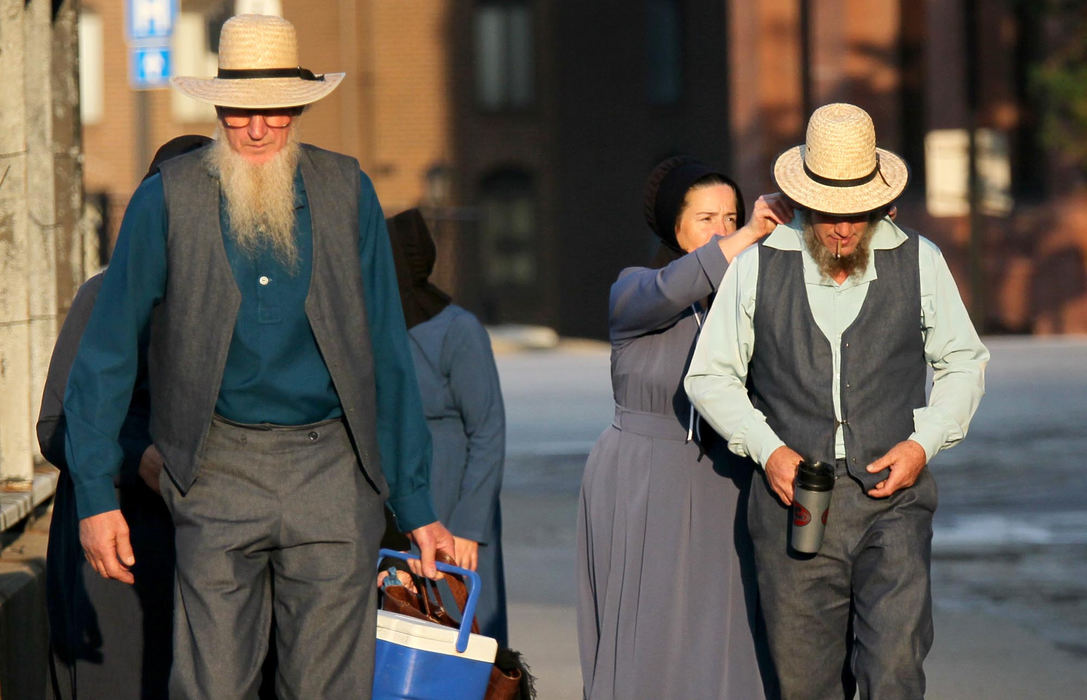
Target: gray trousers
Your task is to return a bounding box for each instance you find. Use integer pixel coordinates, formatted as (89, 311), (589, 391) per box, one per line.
(160, 416), (385, 699)
(749, 459), (937, 700)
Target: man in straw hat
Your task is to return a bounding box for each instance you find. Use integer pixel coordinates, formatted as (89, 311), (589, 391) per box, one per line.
(63, 13), (453, 697)
(685, 103), (989, 698)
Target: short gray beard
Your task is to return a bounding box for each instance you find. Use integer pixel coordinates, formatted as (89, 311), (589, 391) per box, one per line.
(802, 213), (877, 281)
(206, 126), (301, 270)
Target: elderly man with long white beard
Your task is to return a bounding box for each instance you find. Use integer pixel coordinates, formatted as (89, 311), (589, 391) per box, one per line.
(62, 14), (453, 698)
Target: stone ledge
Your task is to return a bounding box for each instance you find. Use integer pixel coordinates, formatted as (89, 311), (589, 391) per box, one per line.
(0, 468), (58, 532)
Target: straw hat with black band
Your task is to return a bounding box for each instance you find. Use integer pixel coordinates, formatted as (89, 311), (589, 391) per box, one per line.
(773, 103), (909, 215)
(171, 14), (343, 109)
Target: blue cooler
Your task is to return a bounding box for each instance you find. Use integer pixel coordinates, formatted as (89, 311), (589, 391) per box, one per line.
(372, 550), (498, 700)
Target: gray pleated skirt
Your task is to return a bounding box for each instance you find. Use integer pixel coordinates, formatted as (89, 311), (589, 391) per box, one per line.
(577, 406), (771, 699)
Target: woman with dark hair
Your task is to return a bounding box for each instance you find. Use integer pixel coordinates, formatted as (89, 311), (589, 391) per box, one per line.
(577, 157), (790, 698)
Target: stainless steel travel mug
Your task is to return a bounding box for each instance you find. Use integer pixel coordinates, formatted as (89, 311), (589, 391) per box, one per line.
(790, 460), (835, 554)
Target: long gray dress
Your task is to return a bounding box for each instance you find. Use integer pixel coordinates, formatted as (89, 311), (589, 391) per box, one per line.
(577, 238), (771, 699)
(408, 304), (509, 644)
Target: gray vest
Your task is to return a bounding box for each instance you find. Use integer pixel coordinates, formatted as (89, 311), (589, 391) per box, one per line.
(749, 232), (925, 489)
(152, 144), (387, 496)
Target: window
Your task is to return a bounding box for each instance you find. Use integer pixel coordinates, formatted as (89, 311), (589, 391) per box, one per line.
(78, 11), (104, 125)
(474, 169), (541, 323)
(646, 0), (683, 105)
(478, 169), (537, 288)
(474, 0), (535, 110)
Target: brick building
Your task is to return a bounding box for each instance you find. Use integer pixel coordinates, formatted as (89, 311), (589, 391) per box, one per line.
(79, 0), (1087, 337)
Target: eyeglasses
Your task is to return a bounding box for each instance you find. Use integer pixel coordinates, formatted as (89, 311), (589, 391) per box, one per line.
(218, 108), (300, 128)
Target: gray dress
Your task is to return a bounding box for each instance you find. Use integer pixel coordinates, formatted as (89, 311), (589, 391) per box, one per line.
(408, 304), (508, 644)
(577, 239), (770, 699)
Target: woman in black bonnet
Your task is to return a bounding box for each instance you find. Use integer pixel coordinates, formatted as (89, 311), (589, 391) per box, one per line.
(385, 208), (509, 646)
(576, 157), (790, 699)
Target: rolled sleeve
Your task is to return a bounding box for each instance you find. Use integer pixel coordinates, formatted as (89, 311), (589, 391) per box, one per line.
(910, 237), (989, 461)
(610, 237), (728, 341)
(443, 313), (505, 543)
(357, 176), (437, 531)
(63, 177), (166, 518)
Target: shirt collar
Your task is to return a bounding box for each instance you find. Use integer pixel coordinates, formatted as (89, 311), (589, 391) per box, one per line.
(764, 213), (907, 288)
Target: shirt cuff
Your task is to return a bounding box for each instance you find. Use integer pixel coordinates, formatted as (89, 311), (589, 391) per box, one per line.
(743, 421), (787, 468)
(387, 487), (439, 533)
(73, 477), (121, 519)
(906, 430), (939, 463)
(446, 513), (490, 545)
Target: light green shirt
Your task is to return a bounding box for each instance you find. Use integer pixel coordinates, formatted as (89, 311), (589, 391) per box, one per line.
(684, 215), (989, 469)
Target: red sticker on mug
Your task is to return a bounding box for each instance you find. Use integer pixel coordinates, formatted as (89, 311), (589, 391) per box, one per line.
(793, 503), (811, 526)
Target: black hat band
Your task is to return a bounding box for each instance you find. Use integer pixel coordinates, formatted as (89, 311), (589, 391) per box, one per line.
(216, 66), (325, 81)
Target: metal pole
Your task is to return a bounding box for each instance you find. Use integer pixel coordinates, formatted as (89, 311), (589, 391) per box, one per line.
(965, 0), (986, 332)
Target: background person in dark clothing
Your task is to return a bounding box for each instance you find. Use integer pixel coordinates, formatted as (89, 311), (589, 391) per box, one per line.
(38, 135), (210, 699)
(387, 208), (509, 644)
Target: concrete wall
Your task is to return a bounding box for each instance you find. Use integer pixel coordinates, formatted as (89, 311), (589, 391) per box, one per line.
(1, 0), (85, 488)
(0, 0), (84, 693)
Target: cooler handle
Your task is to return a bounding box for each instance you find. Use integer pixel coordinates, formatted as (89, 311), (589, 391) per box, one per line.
(377, 548), (481, 653)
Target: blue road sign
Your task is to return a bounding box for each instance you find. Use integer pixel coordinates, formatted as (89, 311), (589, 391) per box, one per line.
(127, 0), (177, 41)
(130, 44), (172, 89)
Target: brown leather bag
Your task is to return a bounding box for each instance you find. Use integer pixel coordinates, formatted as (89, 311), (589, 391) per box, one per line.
(378, 557), (530, 700)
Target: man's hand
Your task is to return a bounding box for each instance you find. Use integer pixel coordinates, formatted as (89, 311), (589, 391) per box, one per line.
(79, 510), (136, 584)
(407, 521), (456, 579)
(866, 440), (927, 498)
(137, 444), (165, 495)
(764, 445), (803, 506)
(452, 536), (480, 571)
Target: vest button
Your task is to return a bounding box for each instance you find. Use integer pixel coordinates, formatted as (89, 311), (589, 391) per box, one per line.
(308, 431), (319, 441)
(259, 275), (270, 286)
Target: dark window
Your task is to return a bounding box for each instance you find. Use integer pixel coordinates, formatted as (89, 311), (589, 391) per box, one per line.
(478, 170), (536, 287)
(646, 0), (683, 105)
(474, 0), (535, 110)
(476, 169), (538, 322)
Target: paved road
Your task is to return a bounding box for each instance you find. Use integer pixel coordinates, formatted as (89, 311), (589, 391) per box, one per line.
(495, 335), (1087, 699)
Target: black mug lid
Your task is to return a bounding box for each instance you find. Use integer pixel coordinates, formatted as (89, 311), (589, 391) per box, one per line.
(796, 460), (835, 491)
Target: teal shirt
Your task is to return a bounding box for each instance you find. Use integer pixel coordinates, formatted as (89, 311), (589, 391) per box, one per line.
(63, 167), (437, 529)
(215, 171), (341, 425)
(685, 215), (990, 468)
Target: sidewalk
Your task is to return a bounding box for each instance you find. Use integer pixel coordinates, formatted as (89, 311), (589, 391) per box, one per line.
(505, 598), (1087, 699)
(494, 335), (1087, 699)
(500, 479), (1087, 700)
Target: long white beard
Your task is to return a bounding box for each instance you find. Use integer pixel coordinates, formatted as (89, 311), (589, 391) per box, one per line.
(206, 127), (301, 270)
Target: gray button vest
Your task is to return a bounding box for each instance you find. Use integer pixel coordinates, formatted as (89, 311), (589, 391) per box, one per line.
(749, 232), (925, 489)
(152, 144), (386, 496)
